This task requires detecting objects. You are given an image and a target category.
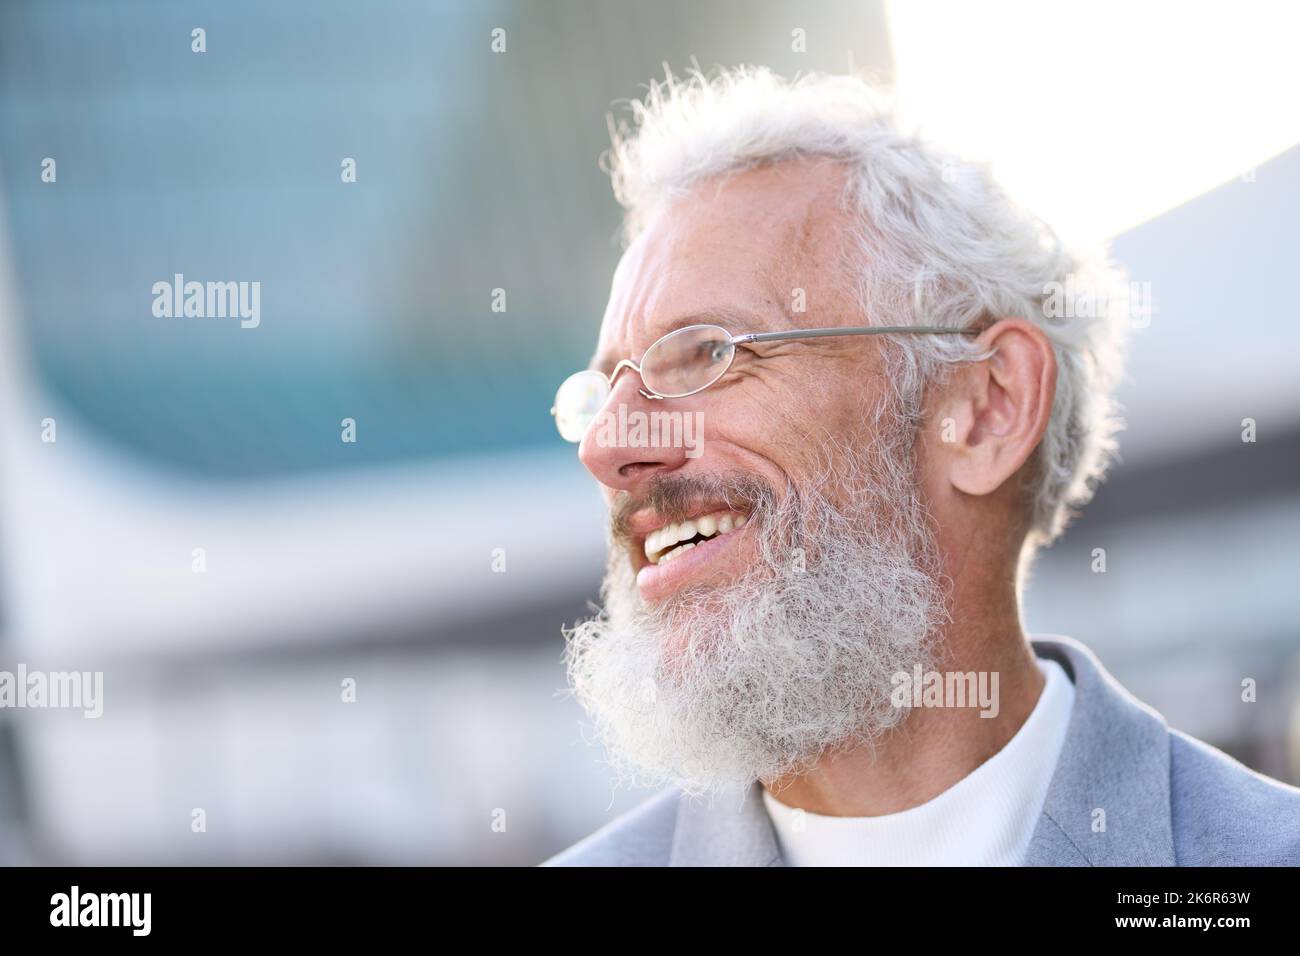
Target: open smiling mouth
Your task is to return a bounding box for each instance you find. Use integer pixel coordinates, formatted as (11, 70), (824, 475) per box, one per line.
(643, 511), (749, 565)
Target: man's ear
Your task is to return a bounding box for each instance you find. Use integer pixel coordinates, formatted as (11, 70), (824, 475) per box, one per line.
(941, 318), (1057, 498)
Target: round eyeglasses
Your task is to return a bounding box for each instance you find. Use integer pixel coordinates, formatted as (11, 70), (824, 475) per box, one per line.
(550, 322), (977, 442)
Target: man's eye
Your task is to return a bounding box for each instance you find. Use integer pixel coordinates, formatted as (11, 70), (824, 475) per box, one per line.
(688, 341), (728, 363)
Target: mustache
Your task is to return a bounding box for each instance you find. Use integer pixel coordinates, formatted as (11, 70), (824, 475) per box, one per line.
(610, 472), (777, 547)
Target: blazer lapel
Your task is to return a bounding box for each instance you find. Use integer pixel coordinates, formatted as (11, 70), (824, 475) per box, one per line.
(669, 782), (784, 866)
(1023, 636), (1176, 865)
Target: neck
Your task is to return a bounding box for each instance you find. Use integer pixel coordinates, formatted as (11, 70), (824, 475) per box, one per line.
(761, 600), (1044, 817)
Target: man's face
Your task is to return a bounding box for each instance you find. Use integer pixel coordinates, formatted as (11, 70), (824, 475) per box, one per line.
(564, 160), (948, 793)
(581, 160), (895, 603)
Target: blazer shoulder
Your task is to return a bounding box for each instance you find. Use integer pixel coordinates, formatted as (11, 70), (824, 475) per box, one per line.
(540, 787), (682, 867)
(1169, 728), (1300, 865)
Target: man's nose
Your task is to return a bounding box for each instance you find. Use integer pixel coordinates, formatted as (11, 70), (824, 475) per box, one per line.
(578, 369), (691, 491)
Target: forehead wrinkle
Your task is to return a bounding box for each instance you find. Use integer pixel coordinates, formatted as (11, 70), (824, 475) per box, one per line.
(588, 248), (671, 370)
(589, 161), (856, 374)
(724, 165), (855, 337)
(780, 171), (858, 327)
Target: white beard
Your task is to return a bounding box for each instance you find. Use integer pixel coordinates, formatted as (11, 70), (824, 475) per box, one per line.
(563, 422), (948, 797)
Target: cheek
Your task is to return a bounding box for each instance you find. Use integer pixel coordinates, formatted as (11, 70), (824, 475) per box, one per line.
(722, 369), (822, 432)
(693, 385), (783, 454)
(691, 364), (881, 477)
(696, 400), (825, 485)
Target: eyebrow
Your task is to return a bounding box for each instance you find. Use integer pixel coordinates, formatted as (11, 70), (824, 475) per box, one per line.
(589, 305), (780, 375)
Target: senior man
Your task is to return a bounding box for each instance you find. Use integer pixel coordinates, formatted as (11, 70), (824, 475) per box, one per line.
(544, 68), (1300, 866)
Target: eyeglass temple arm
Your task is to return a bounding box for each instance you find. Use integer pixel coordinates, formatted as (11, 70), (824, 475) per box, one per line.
(730, 326), (978, 345)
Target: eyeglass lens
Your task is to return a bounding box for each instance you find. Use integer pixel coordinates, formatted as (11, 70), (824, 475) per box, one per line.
(641, 324), (734, 397)
(552, 325), (735, 442)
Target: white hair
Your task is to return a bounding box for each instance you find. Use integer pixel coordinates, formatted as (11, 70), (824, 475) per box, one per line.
(603, 66), (1132, 546)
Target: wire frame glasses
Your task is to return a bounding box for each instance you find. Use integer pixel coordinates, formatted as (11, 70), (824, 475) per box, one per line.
(551, 322), (977, 442)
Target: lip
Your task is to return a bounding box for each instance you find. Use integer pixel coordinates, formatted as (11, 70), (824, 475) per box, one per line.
(625, 501), (737, 539)
(635, 523), (749, 601)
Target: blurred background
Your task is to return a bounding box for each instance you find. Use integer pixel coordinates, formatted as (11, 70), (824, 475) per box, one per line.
(0, 0), (1296, 865)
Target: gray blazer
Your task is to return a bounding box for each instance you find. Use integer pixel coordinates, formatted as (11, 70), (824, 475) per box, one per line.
(544, 636), (1300, 866)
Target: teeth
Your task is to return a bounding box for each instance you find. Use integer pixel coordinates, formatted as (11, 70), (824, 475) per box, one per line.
(644, 510), (750, 565)
(659, 542), (695, 564)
